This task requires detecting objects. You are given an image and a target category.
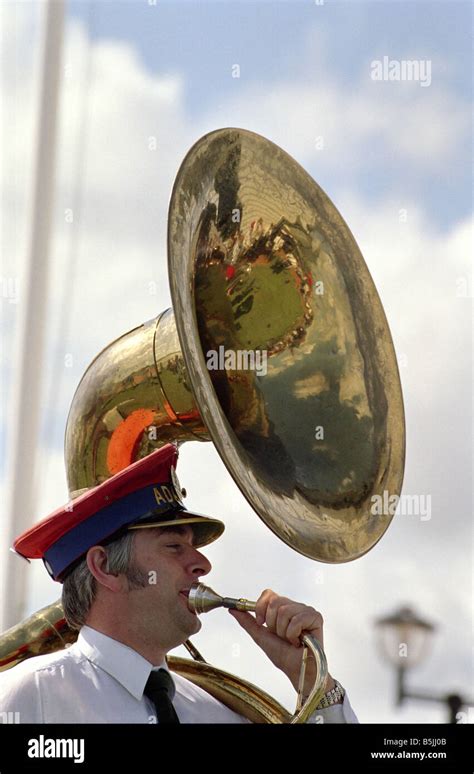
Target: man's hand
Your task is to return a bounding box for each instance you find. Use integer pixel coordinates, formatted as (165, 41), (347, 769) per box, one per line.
(228, 588), (336, 698)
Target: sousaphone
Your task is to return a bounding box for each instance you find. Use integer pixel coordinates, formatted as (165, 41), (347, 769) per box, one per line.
(0, 128), (405, 722)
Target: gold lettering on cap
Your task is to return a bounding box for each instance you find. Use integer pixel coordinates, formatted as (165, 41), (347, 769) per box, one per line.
(153, 487), (166, 505)
(162, 485), (174, 503)
(153, 485), (180, 505)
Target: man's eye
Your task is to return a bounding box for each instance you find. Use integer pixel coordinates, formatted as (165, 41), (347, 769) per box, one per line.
(166, 544), (181, 549)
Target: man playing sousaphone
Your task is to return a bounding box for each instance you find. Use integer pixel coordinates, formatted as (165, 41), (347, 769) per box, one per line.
(0, 444), (358, 724)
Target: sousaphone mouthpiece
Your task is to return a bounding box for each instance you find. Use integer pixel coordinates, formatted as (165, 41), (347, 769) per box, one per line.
(188, 582), (257, 615)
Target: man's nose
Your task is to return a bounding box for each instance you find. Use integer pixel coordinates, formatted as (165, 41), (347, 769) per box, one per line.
(188, 547), (212, 577)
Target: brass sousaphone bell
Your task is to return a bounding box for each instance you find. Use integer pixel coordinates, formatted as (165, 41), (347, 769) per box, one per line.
(0, 129), (405, 722)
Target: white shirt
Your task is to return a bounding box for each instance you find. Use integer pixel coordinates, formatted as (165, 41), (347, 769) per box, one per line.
(0, 625), (358, 724)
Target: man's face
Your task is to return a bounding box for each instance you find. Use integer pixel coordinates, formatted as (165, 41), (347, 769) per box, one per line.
(125, 525), (212, 653)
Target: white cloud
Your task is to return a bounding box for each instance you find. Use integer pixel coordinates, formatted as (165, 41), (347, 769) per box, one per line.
(199, 51), (469, 175)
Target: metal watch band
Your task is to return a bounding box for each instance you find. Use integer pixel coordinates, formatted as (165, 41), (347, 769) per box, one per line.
(315, 679), (346, 709)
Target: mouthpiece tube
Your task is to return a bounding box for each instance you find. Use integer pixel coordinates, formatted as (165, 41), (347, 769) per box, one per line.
(222, 597), (257, 612)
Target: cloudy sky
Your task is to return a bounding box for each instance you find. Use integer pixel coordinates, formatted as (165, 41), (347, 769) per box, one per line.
(1, 0), (472, 724)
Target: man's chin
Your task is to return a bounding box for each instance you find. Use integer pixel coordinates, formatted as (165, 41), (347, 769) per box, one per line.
(189, 614), (202, 634)
(179, 607), (202, 636)
(168, 616), (202, 652)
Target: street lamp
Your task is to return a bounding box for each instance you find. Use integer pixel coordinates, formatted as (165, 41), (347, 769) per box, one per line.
(375, 605), (472, 723)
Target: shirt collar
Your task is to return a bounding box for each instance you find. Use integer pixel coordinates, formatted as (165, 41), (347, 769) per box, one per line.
(76, 625), (169, 701)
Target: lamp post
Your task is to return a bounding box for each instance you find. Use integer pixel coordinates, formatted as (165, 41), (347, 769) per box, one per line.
(375, 606), (472, 723)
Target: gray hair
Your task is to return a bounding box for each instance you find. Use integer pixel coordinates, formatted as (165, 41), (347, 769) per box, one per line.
(62, 530), (149, 630)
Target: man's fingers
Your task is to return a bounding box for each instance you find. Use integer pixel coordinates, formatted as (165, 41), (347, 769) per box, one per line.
(256, 590), (292, 631)
(274, 603), (302, 640)
(260, 595), (322, 639)
(254, 588), (275, 626)
(228, 609), (266, 644)
(230, 595), (325, 650)
(286, 611), (322, 646)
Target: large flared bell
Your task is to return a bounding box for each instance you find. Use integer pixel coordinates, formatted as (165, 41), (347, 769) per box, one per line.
(65, 128), (405, 564)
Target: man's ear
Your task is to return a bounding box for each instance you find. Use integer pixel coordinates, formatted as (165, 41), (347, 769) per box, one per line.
(86, 546), (127, 592)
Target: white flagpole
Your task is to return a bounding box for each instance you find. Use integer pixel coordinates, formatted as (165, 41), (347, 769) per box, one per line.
(0, 0), (65, 632)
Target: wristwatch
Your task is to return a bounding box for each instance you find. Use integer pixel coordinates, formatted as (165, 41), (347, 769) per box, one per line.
(315, 679), (345, 708)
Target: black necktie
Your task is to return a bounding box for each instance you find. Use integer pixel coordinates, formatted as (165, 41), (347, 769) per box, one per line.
(144, 668), (180, 724)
